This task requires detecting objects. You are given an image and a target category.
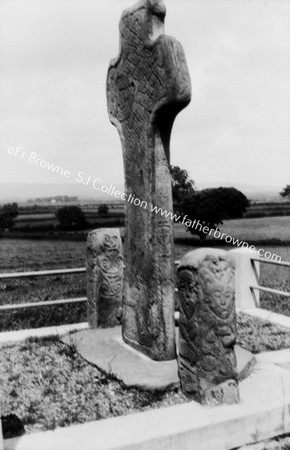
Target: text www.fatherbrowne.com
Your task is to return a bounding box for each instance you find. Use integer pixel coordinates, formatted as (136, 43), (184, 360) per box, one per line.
(149, 203), (281, 263)
(7, 147), (281, 263)
(95, 185), (281, 262)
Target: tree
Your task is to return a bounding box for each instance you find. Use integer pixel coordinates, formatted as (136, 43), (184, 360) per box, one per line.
(0, 203), (18, 230)
(182, 187), (250, 241)
(170, 165), (195, 215)
(55, 206), (87, 230)
(98, 203), (109, 216)
(170, 164), (249, 241)
(280, 185), (290, 199)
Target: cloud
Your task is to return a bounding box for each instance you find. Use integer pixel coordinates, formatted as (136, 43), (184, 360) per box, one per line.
(1, 0), (290, 192)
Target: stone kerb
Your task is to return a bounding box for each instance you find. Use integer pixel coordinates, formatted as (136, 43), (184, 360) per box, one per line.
(177, 248), (240, 405)
(230, 248), (260, 310)
(87, 228), (124, 328)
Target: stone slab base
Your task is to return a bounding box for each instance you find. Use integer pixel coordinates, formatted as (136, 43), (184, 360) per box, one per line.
(61, 327), (256, 391)
(62, 327), (178, 391)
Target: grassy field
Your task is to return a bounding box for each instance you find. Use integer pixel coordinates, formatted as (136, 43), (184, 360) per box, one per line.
(174, 216), (290, 245)
(13, 208), (125, 231)
(0, 239), (86, 272)
(245, 201), (290, 218)
(0, 239), (87, 330)
(0, 215), (289, 330)
(222, 216), (290, 243)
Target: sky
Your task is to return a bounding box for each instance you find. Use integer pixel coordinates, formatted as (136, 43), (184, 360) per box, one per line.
(0, 0), (290, 198)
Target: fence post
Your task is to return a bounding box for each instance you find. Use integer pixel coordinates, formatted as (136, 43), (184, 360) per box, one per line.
(230, 248), (260, 310)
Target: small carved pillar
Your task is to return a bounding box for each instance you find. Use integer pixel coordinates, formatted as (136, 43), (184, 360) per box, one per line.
(87, 228), (124, 328)
(177, 248), (240, 405)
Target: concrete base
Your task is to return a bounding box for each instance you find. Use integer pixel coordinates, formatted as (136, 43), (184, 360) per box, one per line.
(4, 362), (290, 450)
(0, 323), (89, 344)
(256, 348), (290, 370)
(241, 308), (290, 329)
(61, 327), (256, 391)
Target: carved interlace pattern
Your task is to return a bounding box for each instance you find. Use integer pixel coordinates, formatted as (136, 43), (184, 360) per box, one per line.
(107, 0), (191, 360)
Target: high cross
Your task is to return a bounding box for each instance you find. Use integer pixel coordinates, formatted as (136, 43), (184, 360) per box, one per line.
(107, 0), (191, 360)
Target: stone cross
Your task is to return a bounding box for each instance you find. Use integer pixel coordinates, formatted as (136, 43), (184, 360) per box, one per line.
(107, 0), (191, 360)
(177, 249), (240, 405)
(87, 229), (123, 328)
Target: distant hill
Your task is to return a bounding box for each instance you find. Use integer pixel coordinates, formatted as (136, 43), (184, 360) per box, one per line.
(196, 182), (282, 202)
(0, 182), (125, 203)
(0, 181), (283, 204)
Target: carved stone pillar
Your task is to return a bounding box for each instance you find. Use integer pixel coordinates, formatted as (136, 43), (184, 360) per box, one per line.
(177, 248), (240, 405)
(87, 228), (123, 328)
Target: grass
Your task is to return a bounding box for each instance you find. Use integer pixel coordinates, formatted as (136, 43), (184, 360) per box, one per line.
(259, 252), (290, 317)
(222, 216), (290, 244)
(0, 336), (188, 434)
(236, 312), (290, 353)
(0, 275), (87, 330)
(1, 215), (290, 330)
(174, 216), (290, 246)
(0, 239), (86, 272)
(1, 312), (290, 434)
(0, 239), (88, 331)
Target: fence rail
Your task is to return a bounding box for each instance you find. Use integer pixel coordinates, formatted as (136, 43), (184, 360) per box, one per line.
(251, 257), (290, 268)
(251, 285), (290, 298)
(232, 249), (290, 310)
(2, 255), (289, 317)
(0, 263), (181, 314)
(251, 255), (290, 298)
(0, 262), (180, 280)
(0, 267), (86, 280)
(0, 297), (87, 312)
(0, 267), (87, 313)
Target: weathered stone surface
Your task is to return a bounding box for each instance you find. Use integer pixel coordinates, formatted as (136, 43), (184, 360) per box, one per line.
(87, 229), (123, 328)
(106, 0), (191, 360)
(177, 248), (240, 404)
(62, 327), (179, 391)
(61, 327), (255, 393)
(202, 379), (240, 406)
(235, 345), (256, 381)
